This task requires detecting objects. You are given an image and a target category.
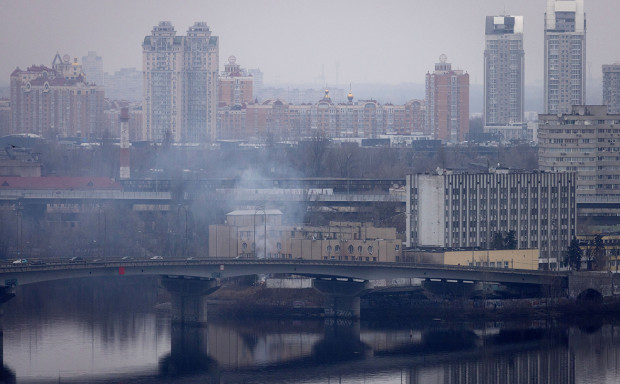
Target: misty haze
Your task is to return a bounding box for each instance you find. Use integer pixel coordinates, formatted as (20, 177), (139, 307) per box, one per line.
(1, 0), (620, 382)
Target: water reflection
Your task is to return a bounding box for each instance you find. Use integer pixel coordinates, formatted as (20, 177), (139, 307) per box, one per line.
(2, 277), (620, 383)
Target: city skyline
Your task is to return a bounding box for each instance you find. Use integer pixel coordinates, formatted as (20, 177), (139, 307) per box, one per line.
(1, 0), (619, 89)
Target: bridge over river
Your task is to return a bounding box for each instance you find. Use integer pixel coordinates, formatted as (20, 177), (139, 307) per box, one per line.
(3, 257), (614, 322)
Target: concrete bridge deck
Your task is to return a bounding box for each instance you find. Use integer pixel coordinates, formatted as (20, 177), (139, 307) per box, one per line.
(0, 258), (565, 288)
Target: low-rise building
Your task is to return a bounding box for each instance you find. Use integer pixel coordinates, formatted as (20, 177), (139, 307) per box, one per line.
(209, 210), (401, 262)
(402, 248), (540, 270)
(576, 233), (620, 271)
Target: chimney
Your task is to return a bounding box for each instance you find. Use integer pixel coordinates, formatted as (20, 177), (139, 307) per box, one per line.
(119, 107), (130, 179)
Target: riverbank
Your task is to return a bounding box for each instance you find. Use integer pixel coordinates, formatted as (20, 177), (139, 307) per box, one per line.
(200, 284), (620, 321)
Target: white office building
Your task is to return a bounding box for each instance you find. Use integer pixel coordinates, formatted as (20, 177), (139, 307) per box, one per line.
(406, 169), (577, 270)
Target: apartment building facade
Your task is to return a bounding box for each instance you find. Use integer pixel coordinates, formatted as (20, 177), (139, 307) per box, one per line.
(539, 105), (620, 198)
(425, 55), (469, 143)
(142, 21), (219, 143)
(484, 15), (525, 127)
(10, 54), (104, 139)
(544, 0), (586, 114)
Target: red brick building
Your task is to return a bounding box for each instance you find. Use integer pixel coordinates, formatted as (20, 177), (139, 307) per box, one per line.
(10, 54), (104, 140)
(425, 55), (469, 142)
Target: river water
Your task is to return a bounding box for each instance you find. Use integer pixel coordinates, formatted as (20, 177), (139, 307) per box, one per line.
(2, 276), (620, 383)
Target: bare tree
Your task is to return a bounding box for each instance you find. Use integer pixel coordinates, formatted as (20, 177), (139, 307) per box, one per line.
(303, 130), (330, 177)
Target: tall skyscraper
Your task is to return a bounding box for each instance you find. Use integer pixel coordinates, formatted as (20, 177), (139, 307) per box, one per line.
(142, 21), (219, 143)
(544, 0), (586, 114)
(484, 16), (524, 126)
(603, 63), (620, 114)
(82, 51), (104, 86)
(425, 55), (469, 143)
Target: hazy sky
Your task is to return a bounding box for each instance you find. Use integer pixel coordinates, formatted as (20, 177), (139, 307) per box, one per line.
(2, 0), (620, 87)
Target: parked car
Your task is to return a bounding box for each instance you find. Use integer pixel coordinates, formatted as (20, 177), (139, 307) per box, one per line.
(150, 256), (164, 260)
(12, 259), (28, 264)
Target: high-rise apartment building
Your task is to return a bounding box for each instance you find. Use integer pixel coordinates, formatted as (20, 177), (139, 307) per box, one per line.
(10, 54), (104, 139)
(81, 51), (104, 86)
(218, 55), (253, 107)
(246, 68), (263, 96)
(406, 169), (577, 270)
(104, 67), (142, 102)
(539, 105), (620, 198)
(142, 21), (219, 143)
(484, 16), (524, 126)
(603, 63), (620, 114)
(544, 0), (586, 114)
(0, 99), (11, 137)
(425, 55), (469, 143)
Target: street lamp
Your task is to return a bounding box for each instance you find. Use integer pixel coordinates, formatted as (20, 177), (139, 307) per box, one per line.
(15, 202), (23, 258)
(254, 205), (266, 259)
(178, 204), (188, 258)
(97, 204), (106, 258)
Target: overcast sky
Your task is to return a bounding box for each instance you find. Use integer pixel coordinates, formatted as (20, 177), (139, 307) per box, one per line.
(1, 0), (619, 87)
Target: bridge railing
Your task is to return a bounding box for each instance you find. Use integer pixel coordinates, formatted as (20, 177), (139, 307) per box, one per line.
(0, 190), (172, 200)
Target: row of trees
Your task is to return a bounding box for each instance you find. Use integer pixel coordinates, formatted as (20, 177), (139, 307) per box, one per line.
(32, 135), (539, 180)
(487, 231), (612, 272)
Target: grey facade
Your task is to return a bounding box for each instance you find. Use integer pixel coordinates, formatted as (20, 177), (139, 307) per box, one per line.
(544, 0), (586, 115)
(406, 170), (577, 270)
(539, 105), (620, 198)
(104, 67), (142, 102)
(603, 63), (620, 115)
(81, 51), (104, 86)
(142, 21), (219, 143)
(484, 16), (524, 126)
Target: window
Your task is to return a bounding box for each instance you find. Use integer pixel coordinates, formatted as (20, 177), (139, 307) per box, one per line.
(348, 245), (354, 254)
(368, 246), (373, 255)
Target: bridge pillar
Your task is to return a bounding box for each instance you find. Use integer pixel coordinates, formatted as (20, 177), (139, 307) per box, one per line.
(568, 271), (617, 299)
(312, 279), (371, 319)
(160, 277), (220, 325)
